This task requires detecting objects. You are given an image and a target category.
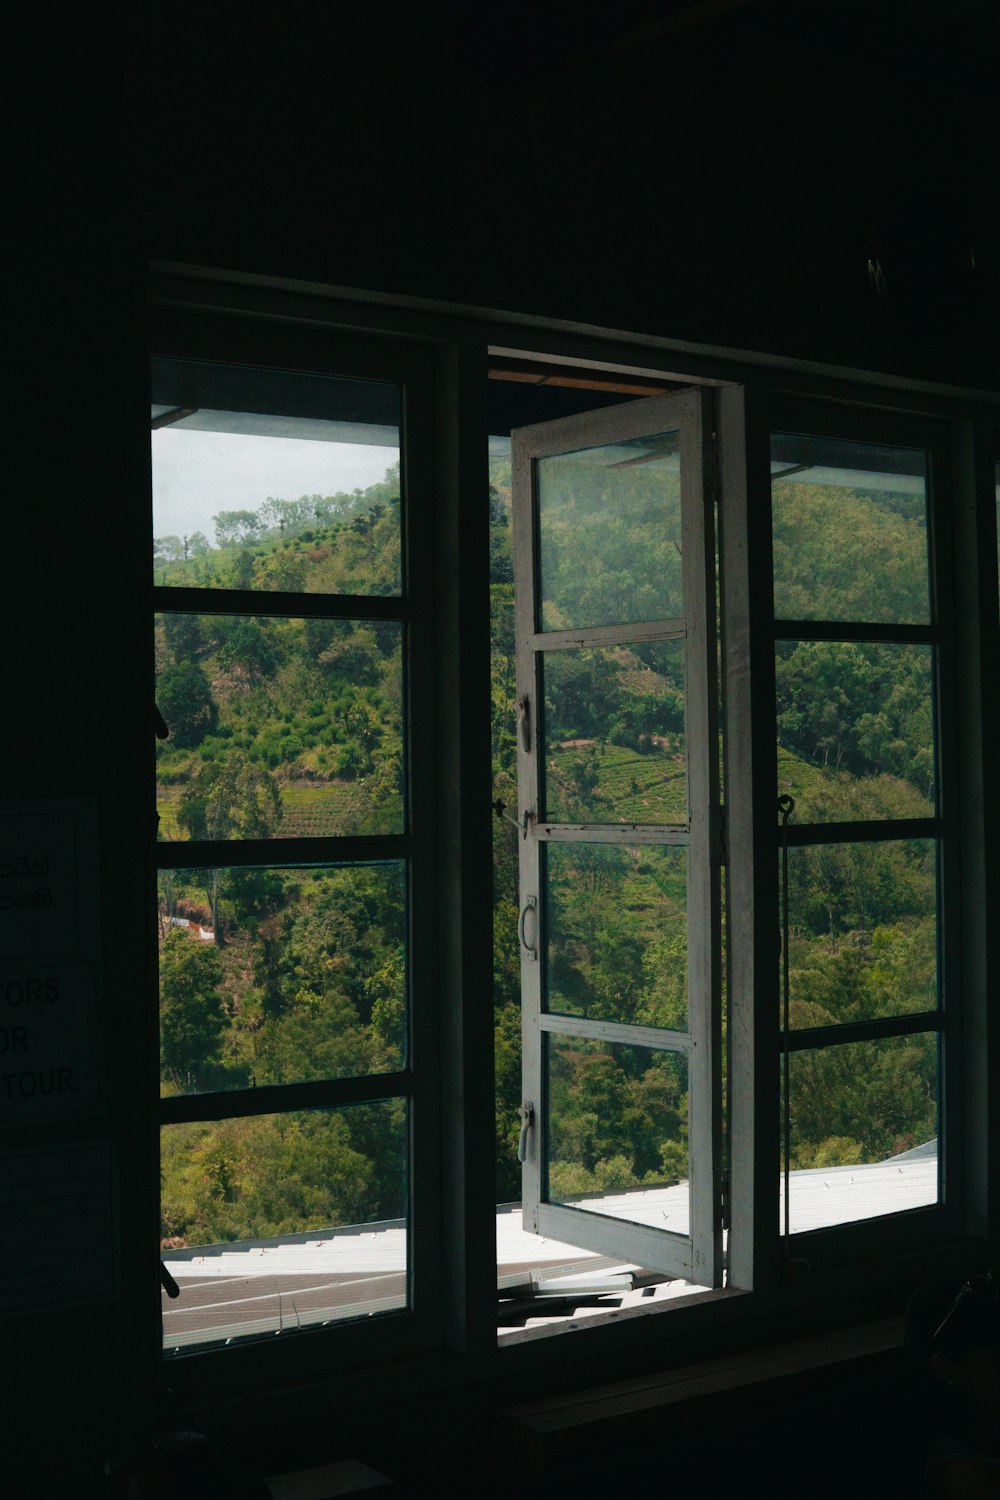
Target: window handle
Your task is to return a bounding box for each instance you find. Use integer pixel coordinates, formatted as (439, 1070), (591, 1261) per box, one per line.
(518, 1102), (534, 1162)
(518, 894), (538, 961)
(517, 696), (531, 753)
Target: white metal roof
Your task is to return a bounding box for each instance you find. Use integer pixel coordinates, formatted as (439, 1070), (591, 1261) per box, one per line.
(162, 1149), (937, 1347)
(164, 1151), (937, 1284)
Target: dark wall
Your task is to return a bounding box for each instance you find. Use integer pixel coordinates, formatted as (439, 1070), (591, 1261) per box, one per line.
(5, 2), (996, 1490)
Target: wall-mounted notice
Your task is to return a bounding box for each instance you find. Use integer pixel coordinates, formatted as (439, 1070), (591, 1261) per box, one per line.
(0, 1143), (117, 1315)
(0, 801), (102, 1124)
(0, 806), (91, 961)
(0, 964), (101, 1121)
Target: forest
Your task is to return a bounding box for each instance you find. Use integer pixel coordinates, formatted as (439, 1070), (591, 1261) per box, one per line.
(156, 444), (938, 1252)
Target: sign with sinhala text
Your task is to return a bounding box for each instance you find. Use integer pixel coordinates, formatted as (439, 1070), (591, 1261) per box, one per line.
(0, 809), (82, 960)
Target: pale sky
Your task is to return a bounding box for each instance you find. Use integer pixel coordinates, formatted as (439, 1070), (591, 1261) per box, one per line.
(151, 429), (399, 543)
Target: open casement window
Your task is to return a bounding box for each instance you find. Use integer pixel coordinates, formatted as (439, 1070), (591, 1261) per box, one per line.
(512, 388), (724, 1287)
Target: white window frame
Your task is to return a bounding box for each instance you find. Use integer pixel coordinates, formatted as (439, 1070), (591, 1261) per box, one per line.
(511, 389), (724, 1287)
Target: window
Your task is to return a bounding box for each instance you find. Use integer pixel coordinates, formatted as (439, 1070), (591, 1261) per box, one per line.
(152, 325), (445, 1366)
(768, 413), (950, 1247)
(511, 390), (723, 1289)
(147, 274), (995, 1393)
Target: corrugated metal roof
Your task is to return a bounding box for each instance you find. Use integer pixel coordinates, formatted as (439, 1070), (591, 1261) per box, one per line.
(782, 1153), (937, 1234)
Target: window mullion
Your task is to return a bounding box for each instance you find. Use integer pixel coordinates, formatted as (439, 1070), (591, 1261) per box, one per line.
(719, 378), (779, 1294)
(160, 1071), (412, 1125)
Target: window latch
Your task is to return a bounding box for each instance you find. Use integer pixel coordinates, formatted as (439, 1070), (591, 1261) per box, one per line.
(517, 1102), (534, 1162)
(493, 799), (531, 838)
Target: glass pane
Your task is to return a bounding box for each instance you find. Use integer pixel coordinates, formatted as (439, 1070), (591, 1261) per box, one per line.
(158, 864), (406, 1097)
(785, 840), (938, 1026)
(776, 641), (936, 821)
(155, 614), (404, 839)
(782, 1033), (938, 1233)
(542, 642), (686, 822)
(151, 359), (401, 595)
(770, 433), (929, 624)
(161, 1101), (407, 1352)
(547, 1036), (689, 1234)
(545, 843), (688, 1029)
(537, 431), (682, 630)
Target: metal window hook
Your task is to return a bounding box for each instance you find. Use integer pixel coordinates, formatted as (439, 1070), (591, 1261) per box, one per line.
(493, 799), (531, 838)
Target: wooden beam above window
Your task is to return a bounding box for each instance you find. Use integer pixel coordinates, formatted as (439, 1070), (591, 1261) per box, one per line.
(488, 357), (683, 397)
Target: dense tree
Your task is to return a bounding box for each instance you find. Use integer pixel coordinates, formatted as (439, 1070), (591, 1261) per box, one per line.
(160, 1110), (391, 1244)
(159, 933), (229, 1090)
(776, 640), (933, 800)
(216, 618), (282, 684)
(254, 547), (307, 592)
(163, 611), (204, 663)
(178, 751), (282, 843)
(154, 534), (185, 562)
(544, 649), (623, 741)
(788, 1033), (936, 1168)
(771, 479), (929, 624)
(213, 508), (263, 547)
(156, 661), (218, 747)
(259, 496), (316, 537)
(316, 624), (382, 684)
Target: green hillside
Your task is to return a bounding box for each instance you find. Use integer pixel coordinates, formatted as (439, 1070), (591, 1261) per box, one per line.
(156, 456), (939, 1249)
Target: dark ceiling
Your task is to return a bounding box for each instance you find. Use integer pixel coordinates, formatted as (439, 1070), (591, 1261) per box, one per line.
(459, 0), (994, 96)
(23, 1), (1000, 388)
